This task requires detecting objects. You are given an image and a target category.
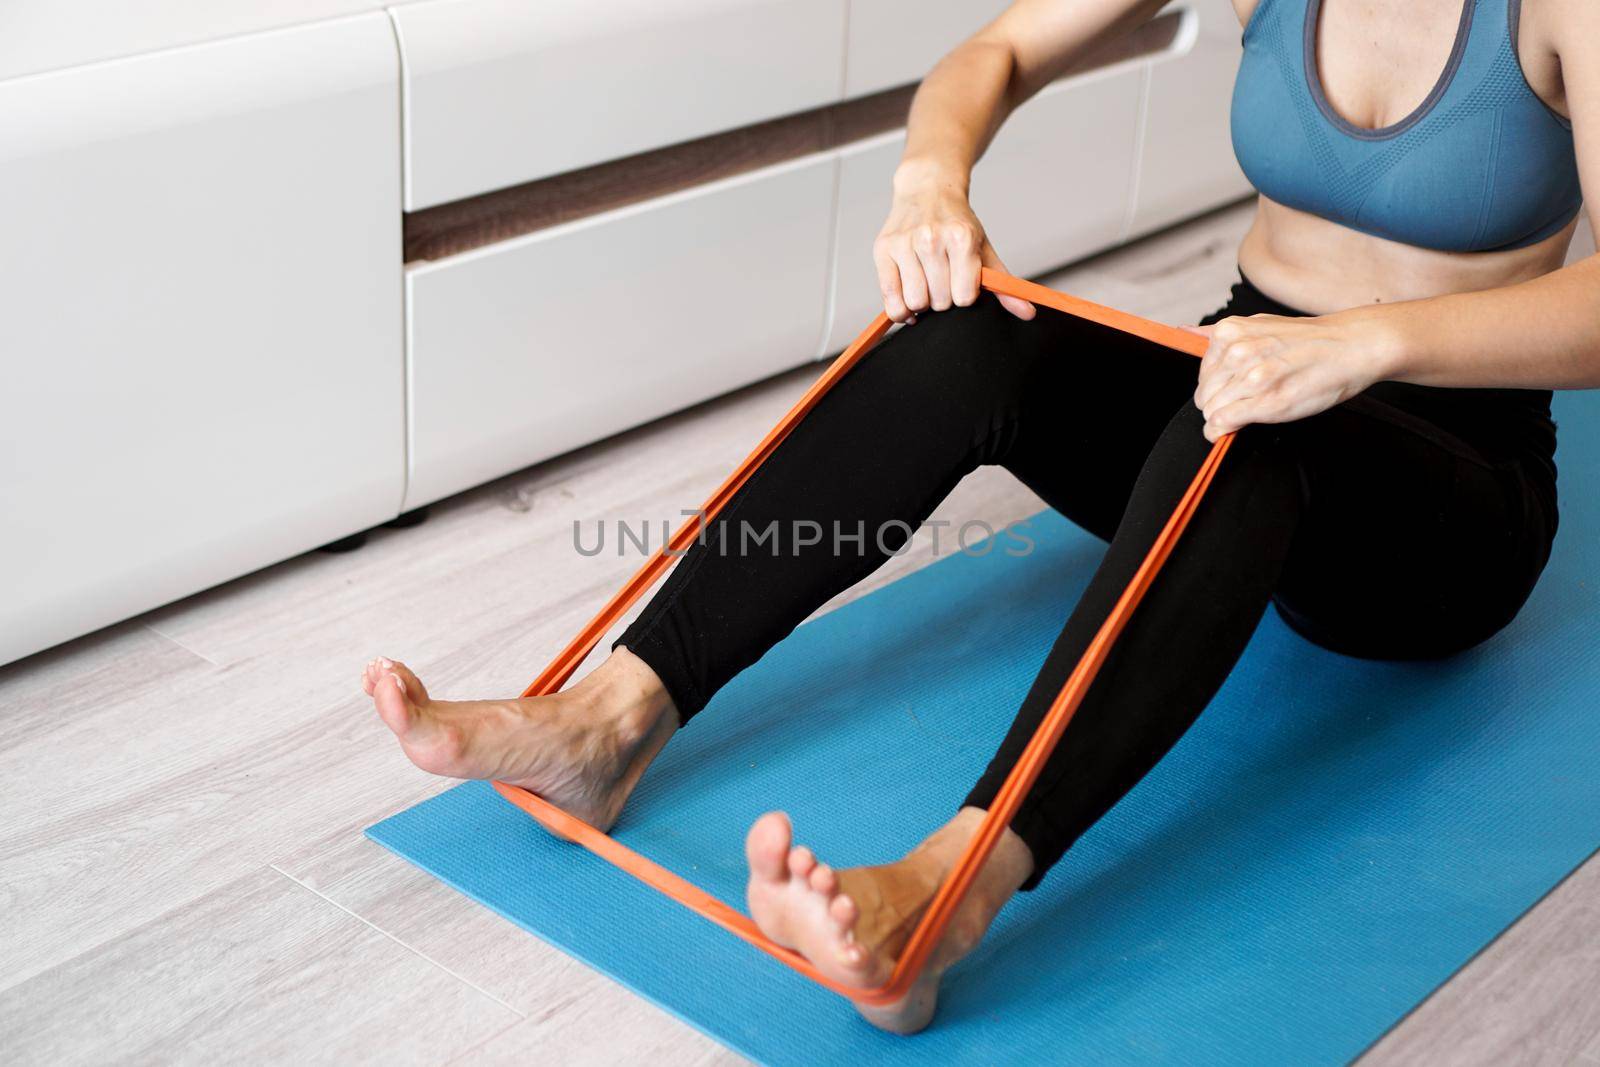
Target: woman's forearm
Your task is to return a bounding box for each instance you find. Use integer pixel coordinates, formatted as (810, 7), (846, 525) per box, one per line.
(1365, 253), (1600, 390)
(896, 40), (1018, 196)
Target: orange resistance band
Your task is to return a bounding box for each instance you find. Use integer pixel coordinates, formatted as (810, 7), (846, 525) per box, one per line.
(493, 268), (1228, 1007)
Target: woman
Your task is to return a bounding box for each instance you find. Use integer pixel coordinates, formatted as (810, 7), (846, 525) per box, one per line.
(363, 0), (1600, 1033)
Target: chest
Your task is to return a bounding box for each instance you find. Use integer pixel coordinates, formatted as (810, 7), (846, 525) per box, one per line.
(1226, 0), (1583, 251)
(1313, 0), (1469, 130)
(1232, 0), (1568, 125)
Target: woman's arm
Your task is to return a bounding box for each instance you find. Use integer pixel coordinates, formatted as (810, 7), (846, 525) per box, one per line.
(877, 0), (1171, 323)
(1194, 0), (1600, 440)
(1377, 256), (1600, 390)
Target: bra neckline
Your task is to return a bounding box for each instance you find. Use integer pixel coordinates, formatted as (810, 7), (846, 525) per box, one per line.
(1304, 0), (1476, 141)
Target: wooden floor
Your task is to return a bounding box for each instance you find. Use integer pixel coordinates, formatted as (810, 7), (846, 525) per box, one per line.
(3, 200), (1596, 1065)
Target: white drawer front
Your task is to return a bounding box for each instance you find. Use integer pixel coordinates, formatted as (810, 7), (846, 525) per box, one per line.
(394, 0), (847, 210)
(0, 0), (382, 82)
(0, 14), (403, 666)
(405, 156), (836, 509)
(843, 0), (1011, 98)
(824, 66), (1143, 353)
(1128, 0), (1252, 237)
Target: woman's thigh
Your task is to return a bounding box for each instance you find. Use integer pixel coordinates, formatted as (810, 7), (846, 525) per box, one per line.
(828, 293), (1199, 541)
(1272, 390), (1554, 659)
(985, 306), (1199, 542)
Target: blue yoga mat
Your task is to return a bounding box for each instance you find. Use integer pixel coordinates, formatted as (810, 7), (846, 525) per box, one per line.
(370, 392), (1600, 1065)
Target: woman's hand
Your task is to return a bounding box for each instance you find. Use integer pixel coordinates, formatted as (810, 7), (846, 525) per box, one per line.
(874, 164), (1035, 324)
(1187, 310), (1402, 441)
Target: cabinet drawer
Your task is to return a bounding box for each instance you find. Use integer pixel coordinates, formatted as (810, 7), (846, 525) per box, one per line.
(394, 0), (847, 210)
(404, 155), (835, 509)
(824, 66), (1143, 353)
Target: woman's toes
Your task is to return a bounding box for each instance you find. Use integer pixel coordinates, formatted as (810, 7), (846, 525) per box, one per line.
(746, 812), (793, 883)
(838, 938), (870, 969)
(381, 659), (430, 703)
(372, 671), (417, 738)
(362, 659), (381, 695)
(788, 845), (816, 881)
(826, 896), (871, 970)
(809, 862), (837, 895)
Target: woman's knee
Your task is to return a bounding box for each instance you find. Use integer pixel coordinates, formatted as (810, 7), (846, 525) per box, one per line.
(846, 295), (1039, 420)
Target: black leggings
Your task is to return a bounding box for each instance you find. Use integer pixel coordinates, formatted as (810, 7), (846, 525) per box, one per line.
(618, 275), (1559, 888)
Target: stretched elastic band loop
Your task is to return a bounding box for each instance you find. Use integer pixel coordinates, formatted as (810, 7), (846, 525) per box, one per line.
(497, 269), (1225, 1006)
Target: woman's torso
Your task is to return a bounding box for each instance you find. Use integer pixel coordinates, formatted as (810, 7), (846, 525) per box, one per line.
(1227, 0), (1581, 315)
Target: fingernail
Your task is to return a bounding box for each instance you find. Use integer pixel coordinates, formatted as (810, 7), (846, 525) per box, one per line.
(387, 672), (405, 695)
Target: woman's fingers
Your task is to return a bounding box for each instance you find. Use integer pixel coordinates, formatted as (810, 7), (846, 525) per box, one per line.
(1194, 353), (1235, 411)
(1202, 342), (1287, 437)
(980, 241), (1036, 320)
(871, 240), (912, 323)
(1200, 359), (1280, 423)
(1194, 320), (1260, 409)
(891, 241), (930, 320)
(913, 225), (955, 312)
(874, 216), (1036, 323)
(947, 227), (983, 308)
(1203, 395), (1263, 441)
(873, 231), (927, 322)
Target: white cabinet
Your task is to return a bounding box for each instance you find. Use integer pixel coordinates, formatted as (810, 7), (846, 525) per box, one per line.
(0, 0), (1255, 667)
(1127, 0), (1252, 237)
(0, 13), (403, 665)
(392, 0), (848, 210)
(403, 156), (836, 509)
(824, 65), (1145, 353)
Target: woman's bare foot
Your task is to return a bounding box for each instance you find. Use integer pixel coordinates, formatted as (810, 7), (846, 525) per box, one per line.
(362, 648), (677, 831)
(745, 807), (1033, 1033)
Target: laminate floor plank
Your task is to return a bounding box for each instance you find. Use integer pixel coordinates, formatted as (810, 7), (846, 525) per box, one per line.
(453, 997), (748, 1067)
(1360, 854), (1600, 1065)
(0, 867), (518, 1065)
(0, 678), (442, 988)
(0, 621), (214, 750)
(277, 831), (737, 1065)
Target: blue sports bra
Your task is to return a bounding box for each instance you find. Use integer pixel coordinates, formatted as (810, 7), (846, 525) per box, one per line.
(1230, 0), (1582, 252)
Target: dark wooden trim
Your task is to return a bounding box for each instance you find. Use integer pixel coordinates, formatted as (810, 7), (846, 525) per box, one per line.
(403, 12), (1184, 264)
